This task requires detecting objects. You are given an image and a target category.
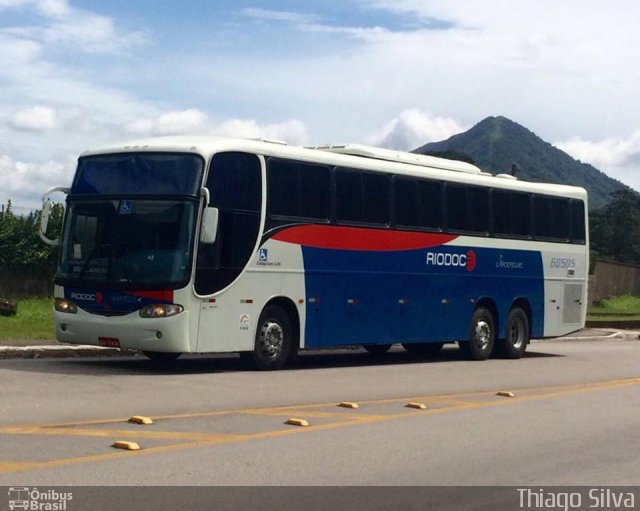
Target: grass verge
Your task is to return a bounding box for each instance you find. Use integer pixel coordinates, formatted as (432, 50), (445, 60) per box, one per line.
(0, 297), (55, 340)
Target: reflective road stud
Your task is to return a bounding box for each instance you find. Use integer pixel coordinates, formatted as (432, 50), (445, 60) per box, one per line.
(496, 391), (516, 398)
(285, 418), (310, 427)
(405, 402), (427, 410)
(338, 402), (360, 409)
(112, 441), (141, 451)
(128, 416), (154, 425)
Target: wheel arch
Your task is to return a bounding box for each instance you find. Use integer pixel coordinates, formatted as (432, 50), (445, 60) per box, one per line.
(474, 297), (499, 334)
(262, 296), (300, 350)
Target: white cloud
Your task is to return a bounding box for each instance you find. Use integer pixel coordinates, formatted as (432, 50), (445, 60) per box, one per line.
(125, 109), (208, 136)
(240, 8), (319, 24)
(124, 111), (309, 145)
(213, 119), (309, 146)
(8, 106), (59, 131)
(0, 154), (74, 209)
(370, 109), (464, 150)
(1, 0), (148, 54)
(556, 132), (640, 189)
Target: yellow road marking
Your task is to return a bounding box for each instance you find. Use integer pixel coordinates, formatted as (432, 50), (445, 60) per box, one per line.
(1, 426), (242, 442)
(1, 376), (638, 475)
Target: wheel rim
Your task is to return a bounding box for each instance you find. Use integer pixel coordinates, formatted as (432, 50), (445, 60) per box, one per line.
(473, 320), (491, 350)
(257, 320), (284, 360)
(508, 316), (526, 349)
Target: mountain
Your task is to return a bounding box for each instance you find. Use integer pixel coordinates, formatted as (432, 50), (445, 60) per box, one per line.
(413, 116), (629, 210)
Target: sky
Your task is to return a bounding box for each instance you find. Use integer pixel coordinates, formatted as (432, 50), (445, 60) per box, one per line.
(1, 0), (640, 211)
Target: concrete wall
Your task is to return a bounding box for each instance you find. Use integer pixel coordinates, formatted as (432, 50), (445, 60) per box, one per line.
(589, 259), (640, 304)
(0, 271), (52, 298)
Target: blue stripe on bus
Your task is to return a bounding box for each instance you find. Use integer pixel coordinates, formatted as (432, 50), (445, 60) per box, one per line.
(301, 245), (544, 347)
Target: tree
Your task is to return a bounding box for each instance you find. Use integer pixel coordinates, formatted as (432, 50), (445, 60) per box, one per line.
(590, 190), (640, 264)
(0, 201), (64, 277)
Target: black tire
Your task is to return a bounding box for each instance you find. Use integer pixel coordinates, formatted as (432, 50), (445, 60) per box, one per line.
(402, 342), (444, 356)
(142, 351), (181, 363)
(363, 344), (392, 356)
(459, 307), (495, 361)
(496, 307), (530, 359)
(242, 305), (294, 371)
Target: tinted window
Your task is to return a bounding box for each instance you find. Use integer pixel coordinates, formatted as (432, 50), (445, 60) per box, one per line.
(73, 153), (204, 196)
(300, 164), (330, 219)
(419, 181), (442, 229)
(268, 159), (330, 220)
(467, 187), (489, 233)
(394, 177), (418, 227)
(363, 173), (390, 225)
(512, 193), (531, 237)
(336, 170), (362, 222)
(571, 200), (586, 243)
(268, 159), (298, 216)
(209, 152), (261, 212)
(446, 185), (467, 231)
(492, 190), (511, 235)
(533, 196), (553, 238)
(493, 191), (531, 237)
(196, 152), (262, 295)
(551, 198), (570, 240)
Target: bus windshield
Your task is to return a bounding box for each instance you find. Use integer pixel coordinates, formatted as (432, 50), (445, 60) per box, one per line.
(72, 152), (203, 196)
(57, 199), (197, 289)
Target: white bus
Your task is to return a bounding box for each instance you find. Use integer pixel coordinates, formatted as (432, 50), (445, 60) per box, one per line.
(40, 137), (588, 369)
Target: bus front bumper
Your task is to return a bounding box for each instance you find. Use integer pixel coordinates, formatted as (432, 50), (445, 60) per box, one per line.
(54, 308), (192, 353)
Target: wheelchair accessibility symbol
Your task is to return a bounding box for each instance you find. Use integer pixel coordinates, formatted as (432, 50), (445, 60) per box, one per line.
(259, 249), (268, 263)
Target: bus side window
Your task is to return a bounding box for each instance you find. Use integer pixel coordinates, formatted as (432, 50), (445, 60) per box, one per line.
(467, 187), (489, 233)
(551, 198), (570, 241)
(336, 169), (362, 223)
(571, 199), (586, 244)
(419, 180), (443, 230)
(492, 189), (511, 235)
(394, 177), (419, 228)
(362, 172), (390, 225)
(445, 184), (467, 231)
(533, 195), (553, 239)
(511, 192), (531, 237)
(195, 152), (262, 295)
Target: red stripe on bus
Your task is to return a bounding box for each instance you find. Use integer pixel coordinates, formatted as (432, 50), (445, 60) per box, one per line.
(271, 225), (457, 251)
(128, 290), (174, 302)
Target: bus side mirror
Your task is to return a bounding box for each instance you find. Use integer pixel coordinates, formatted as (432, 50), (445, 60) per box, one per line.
(39, 186), (69, 246)
(200, 207), (219, 244)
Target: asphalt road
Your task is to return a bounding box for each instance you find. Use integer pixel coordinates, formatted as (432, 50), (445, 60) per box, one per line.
(0, 338), (638, 493)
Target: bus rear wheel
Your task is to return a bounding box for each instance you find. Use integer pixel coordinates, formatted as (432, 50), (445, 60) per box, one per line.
(459, 307), (495, 361)
(496, 307), (529, 359)
(242, 305), (294, 371)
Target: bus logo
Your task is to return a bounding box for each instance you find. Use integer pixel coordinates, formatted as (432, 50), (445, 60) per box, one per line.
(8, 488), (29, 510)
(426, 250), (476, 272)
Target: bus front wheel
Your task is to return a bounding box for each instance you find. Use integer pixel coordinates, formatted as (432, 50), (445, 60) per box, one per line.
(242, 305), (294, 371)
(459, 307), (495, 361)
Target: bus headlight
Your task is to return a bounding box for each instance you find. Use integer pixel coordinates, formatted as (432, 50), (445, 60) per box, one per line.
(139, 304), (184, 318)
(55, 298), (78, 314)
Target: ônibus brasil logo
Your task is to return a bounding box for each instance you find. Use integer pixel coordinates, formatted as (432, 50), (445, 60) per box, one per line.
(8, 487), (73, 511)
(426, 250), (477, 272)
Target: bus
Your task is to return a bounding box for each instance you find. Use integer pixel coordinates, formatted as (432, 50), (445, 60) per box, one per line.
(40, 137), (588, 369)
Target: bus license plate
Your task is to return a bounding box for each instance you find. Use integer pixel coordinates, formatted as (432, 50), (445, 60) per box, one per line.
(98, 337), (120, 348)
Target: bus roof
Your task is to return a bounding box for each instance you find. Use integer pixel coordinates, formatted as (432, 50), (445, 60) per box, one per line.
(80, 136), (588, 201)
